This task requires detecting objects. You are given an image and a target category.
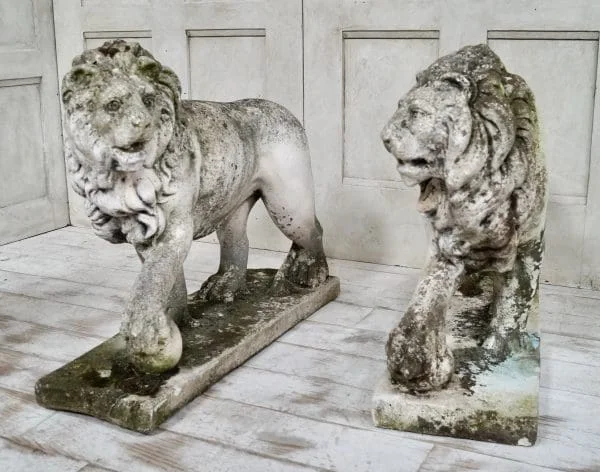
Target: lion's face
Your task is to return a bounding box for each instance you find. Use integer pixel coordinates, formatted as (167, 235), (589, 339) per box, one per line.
(61, 41), (182, 244)
(381, 74), (474, 187)
(63, 68), (175, 174)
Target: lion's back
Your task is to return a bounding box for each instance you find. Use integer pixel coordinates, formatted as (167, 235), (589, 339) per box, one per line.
(182, 98), (306, 146)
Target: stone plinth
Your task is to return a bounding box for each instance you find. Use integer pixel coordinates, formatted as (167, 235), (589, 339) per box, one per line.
(372, 283), (540, 446)
(36, 269), (340, 432)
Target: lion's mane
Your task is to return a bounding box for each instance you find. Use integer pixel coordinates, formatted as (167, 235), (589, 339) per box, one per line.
(415, 45), (545, 260)
(416, 44), (539, 176)
(62, 40), (183, 245)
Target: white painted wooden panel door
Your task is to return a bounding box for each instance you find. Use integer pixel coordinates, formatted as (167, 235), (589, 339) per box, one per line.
(0, 0), (68, 244)
(53, 0), (303, 252)
(304, 0), (600, 288)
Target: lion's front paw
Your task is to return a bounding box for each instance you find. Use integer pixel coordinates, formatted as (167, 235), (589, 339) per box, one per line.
(279, 246), (328, 289)
(196, 267), (246, 303)
(386, 322), (454, 392)
(123, 312), (182, 373)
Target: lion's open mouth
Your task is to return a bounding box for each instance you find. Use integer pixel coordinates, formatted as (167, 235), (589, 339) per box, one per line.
(111, 140), (151, 171)
(394, 156), (434, 187)
(117, 141), (146, 153)
(397, 157), (428, 167)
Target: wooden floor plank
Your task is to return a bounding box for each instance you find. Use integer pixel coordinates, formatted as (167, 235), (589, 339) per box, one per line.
(0, 387), (54, 438)
(0, 251), (139, 291)
(164, 395), (432, 472)
(0, 270), (127, 313)
(307, 301), (373, 327)
(0, 317), (105, 363)
(0, 292), (120, 338)
(207, 365), (375, 430)
(418, 445), (564, 472)
(0, 242), (212, 286)
(0, 348), (62, 394)
(279, 320), (387, 360)
(204, 363), (600, 471)
(247, 342), (382, 391)
(20, 414), (318, 472)
(0, 437), (86, 472)
(542, 333), (600, 367)
(77, 465), (118, 472)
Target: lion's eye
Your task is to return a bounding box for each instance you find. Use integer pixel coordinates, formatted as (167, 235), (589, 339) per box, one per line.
(105, 100), (121, 112)
(409, 108), (428, 119)
(142, 94), (155, 107)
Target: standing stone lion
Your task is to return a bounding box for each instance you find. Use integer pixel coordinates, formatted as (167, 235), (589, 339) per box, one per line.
(62, 40), (328, 373)
(381, 44), (547, 392)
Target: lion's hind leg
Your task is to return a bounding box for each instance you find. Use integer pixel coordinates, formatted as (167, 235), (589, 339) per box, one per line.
(259, 149), (328, 291)
(266, 203), (328, 290)
(483, 231), (544, 355)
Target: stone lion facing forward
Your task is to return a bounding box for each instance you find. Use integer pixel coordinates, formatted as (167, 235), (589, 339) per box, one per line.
(381, 44), (547, 392)
(62, 40), (328, 373)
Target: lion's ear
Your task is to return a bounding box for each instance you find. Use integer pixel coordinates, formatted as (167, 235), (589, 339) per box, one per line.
(158, 66), (182, 99)
(137, 56), (161, 79)
(62, 65), (97, 97)
(439, 72), (477, 102)
(136, 57), (181, 100)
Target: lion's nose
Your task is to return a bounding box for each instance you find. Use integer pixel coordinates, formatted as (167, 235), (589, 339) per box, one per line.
(131, 114), (150, 129)
(382, 137), (392, 152)
(381, 127), (393, 152)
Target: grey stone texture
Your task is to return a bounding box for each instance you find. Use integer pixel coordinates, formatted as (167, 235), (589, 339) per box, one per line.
(380, 43), (547, 393)
(36, 269), (340, 433)
(372, 276), (540, 446)
(60, 40), (329, 373)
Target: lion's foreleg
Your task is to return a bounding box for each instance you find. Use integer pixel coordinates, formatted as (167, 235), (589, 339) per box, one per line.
(386, 256), (464, 391)
(123, 216), (193, 373)
(136, 250), (188, 325)
(197, 195), (258, 302)
(483, 231), (544, 354)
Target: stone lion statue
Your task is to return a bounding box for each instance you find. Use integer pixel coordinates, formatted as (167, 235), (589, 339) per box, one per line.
(62, 40), (328, 373)
(381, 44), (547, 392)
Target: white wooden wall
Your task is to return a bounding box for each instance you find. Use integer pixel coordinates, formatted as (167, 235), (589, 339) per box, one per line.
(0, 0), (68, 244)
(51, 0), (600, 289)
(303, 0), (600, 289)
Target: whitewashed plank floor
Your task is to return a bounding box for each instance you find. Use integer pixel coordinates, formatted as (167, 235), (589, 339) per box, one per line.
(1, 226), (599, 471)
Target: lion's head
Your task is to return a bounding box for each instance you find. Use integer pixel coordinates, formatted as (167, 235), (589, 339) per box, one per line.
(62, 40), (182, 244)
(381, 44), (537, 193)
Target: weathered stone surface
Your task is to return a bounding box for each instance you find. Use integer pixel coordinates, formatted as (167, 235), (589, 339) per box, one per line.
(372, 278), (539, 446)
(60, 40), (329, 373)
(379, 44), (547, 394)
(36, 270), (340, 433)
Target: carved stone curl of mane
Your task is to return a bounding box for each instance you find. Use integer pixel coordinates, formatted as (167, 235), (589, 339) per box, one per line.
(62, 40), (183, 245)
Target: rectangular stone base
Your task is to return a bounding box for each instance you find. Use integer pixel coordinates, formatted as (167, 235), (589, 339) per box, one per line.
(36, 269), (340, 433)
(372, 283), (540, 446)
